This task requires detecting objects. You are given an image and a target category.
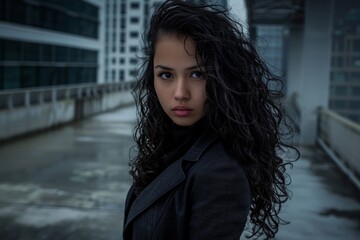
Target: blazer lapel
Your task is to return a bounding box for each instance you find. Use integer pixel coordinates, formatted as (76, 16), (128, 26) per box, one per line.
(124, 158), (185, 230)
(123, 132), (218, 231)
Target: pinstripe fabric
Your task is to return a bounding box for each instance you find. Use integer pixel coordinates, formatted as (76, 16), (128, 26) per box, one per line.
(123, 133), (251, 240)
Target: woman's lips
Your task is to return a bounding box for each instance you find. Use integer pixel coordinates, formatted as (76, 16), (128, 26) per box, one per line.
(172, 107), (193, 117)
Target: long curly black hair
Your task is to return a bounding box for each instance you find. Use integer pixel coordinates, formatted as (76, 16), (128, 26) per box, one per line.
(130, 0), (299, 239)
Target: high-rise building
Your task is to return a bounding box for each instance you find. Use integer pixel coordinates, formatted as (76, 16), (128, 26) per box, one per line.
(0, 0), (104, 90)
(104, 0), (153, 83)
(252, 24), (286, 94)
(329, 0), (360, 123)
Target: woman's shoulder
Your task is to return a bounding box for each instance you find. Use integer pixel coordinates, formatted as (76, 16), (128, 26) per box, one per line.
(185, 138), (251, 205)
(188, 138), (248, 181)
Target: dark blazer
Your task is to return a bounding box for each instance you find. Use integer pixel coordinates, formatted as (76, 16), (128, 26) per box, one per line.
(123, 133), (251, 240)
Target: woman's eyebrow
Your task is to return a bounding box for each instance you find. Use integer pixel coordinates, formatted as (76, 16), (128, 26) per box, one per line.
(154, 64), (200, 70)
(154, 65), (172, 70)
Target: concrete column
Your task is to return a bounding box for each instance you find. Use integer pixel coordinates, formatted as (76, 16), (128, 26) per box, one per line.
(297, 0), (334, 145)
(286, 25), (304, 99)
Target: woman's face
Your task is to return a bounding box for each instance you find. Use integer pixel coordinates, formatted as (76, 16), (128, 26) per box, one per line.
(153, 34), (206, 126)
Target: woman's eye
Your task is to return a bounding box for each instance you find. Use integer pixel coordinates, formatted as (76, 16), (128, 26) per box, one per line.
(191, 71), (203, 79)
(158, 72), (173, 79)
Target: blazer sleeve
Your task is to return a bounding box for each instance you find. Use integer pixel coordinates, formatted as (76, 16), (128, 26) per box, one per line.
(188, 152), (251, 240)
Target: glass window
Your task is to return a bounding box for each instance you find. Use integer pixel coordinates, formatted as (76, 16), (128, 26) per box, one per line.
(333, 100), (347, 108)
(68, 15), (78, 34)
(113, 3), (117, 14)
(130, 2), (140, 9)
(349, 101), (360, 110)
(22, 67), (38, 88)
(83, 50), (97, 63)
(113, 17), (117, 28)
(351, 57), (360, 67)
(87, 20), (96, 38)
(349, 72), (360, 83)
(0, 39), (3, 60)
(334, 86), (347, 95)
(121, 18), (126, 28)
(84, 3), (98, 19)
(55, 46), (68, 62)
(337, 57), (344, 68)
(120, 33), (126, 43)
(89, 68), (96, 83)
(8, 0), (26, 24)
(3, 1), (98, 39)
(130, 17), (139, 24)
(4, 40), (21, 61)
(53, 67), (66, 85)
(78, 19), (88, 37)
(129, 46), (138, 52)
(105, 70), (108, 81)
(3, 66), (20, 89)
(26, 4), (40, 26)
(354, 39), (360, 52)
(56, 11), (68, 32)
(129, 69), (137, 77)
(0, 0), (7, 21)
(331, 72), (346, 82)
(121, 3), (126, 14)
(130, 58), (138, 64)
(50, 67), (61, 85)
(119, 69), (124, 81)
(351, 86), (360, 96)
(39, 67), (52, 86)
(41, 45), (53, 62)
(69, 48), (81, 62)
(112, 69), (116, 81)
(23, 42), (39, 61)
(130, 31), (139, 38)
(42, 7), (56, 29)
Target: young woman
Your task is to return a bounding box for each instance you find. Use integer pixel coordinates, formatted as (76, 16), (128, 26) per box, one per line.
(123, 1), (298, 239)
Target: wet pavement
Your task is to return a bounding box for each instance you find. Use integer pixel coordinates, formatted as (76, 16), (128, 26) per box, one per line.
(0, 105), (136, 240)
(0, 105), (359, 239)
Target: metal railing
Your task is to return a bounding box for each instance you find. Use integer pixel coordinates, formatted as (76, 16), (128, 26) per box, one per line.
(317, 108), (360, 190)
(0, 82), (136, 110)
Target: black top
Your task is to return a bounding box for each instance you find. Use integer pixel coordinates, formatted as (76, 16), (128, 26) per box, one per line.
(163, 118), (207, 167)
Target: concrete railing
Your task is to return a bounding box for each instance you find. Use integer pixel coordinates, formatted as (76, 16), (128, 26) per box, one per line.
(317, 108), (360, 190)
(283, 92), (301, 134)
(0, 82), (136, 141)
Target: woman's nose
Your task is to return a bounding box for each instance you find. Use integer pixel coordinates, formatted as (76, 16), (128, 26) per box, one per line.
(174, 79), (190, 101)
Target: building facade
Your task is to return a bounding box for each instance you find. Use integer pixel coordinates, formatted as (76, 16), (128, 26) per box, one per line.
(329, 0), (360, 123)
(255, 25), (286, 92)
(0, 0), (104, 90)
(103, 0), (152, 83)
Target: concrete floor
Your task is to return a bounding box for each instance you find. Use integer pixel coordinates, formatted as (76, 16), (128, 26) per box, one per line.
(0, 105), (359, 240)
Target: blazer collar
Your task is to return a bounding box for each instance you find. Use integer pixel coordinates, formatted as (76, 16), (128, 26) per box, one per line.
(124, 132), (218, 231)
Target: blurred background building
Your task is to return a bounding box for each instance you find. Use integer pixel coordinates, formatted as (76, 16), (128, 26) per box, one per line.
(103, 0), (148, 83)
(248, 0), (360, 141)
(329, 0), (360, 123)
(0, 0), (358, 154)
(0, 0), (104, 89)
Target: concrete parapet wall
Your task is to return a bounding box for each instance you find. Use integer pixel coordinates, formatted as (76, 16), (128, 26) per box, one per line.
(317, 108), (360, 189)
(0, 90), (133, 141)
